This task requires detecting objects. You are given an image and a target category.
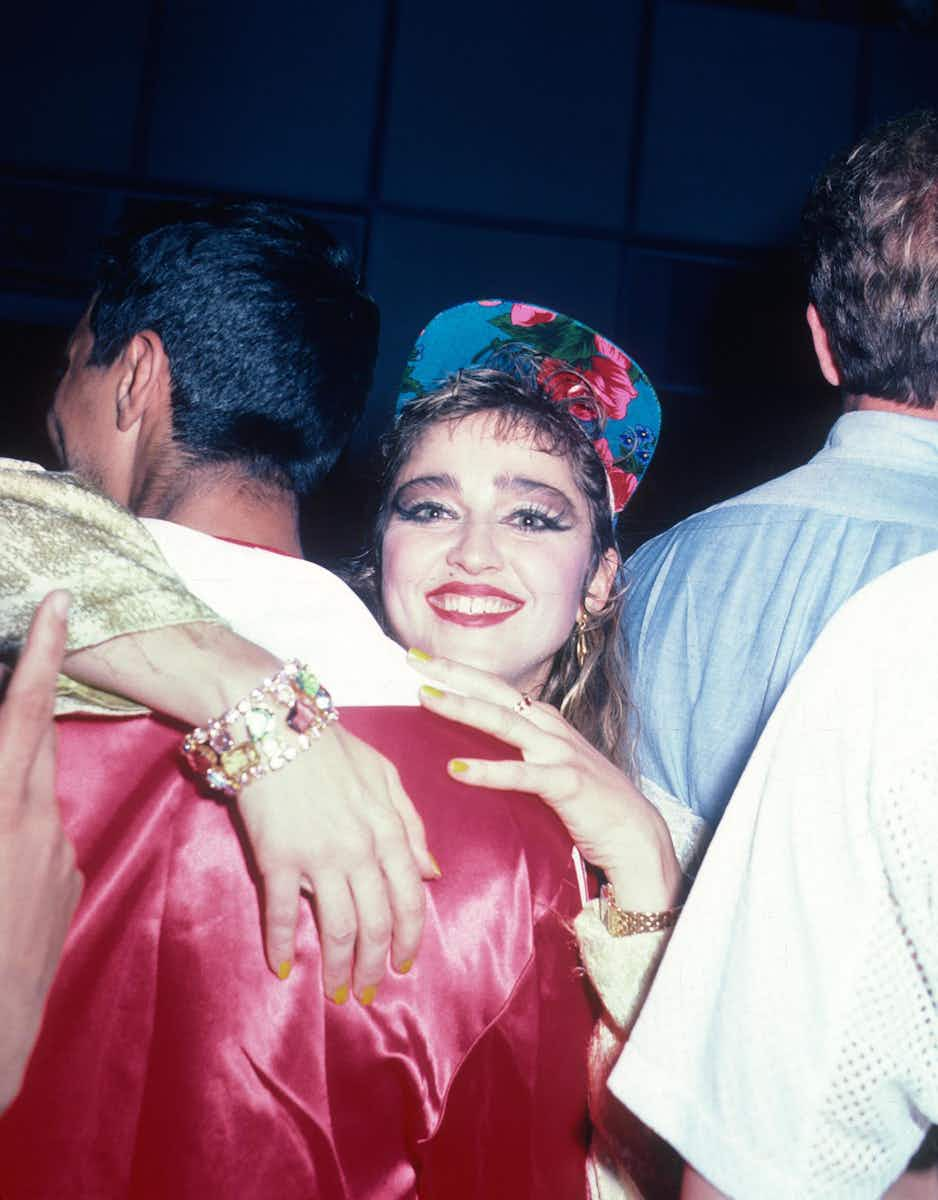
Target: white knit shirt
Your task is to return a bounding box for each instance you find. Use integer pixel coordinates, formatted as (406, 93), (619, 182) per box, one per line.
(610, 550), (938, 1198)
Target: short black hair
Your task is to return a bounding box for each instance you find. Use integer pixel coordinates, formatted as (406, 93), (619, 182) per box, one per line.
(87, 201), (379, 493)
(802, 109), (938, 409)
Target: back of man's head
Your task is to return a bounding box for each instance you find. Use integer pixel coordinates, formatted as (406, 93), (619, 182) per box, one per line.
(802, 109), (938, 409)
(86, 202), (379, 494)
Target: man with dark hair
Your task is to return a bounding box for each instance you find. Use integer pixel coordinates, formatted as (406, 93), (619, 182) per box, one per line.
(0, 210), (599, 1196)
(45, 201), (438, 998)
(621, 109), (938, 829)
(52, 201), (377, 531)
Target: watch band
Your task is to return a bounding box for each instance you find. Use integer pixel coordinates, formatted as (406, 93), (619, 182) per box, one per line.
(599, 882), (683, 938)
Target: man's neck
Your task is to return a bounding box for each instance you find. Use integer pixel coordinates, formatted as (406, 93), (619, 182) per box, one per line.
(844, 394), (938, 422)
(135, 466), (304, 557)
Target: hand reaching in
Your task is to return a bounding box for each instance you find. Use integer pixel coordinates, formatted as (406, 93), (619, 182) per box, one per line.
(0, 592), (83, 1111)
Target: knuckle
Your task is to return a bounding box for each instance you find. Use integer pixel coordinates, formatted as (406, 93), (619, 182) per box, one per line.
(254, 842), (291, 876)
(397, 893), (426, 924)
(322, 923), (357, 950)
(266, 889), (298, 920)
(369, 808), (406, 849)
(360, 915), (393, 946)
(382, 853), (423, 890)
(341, 829), (377, 870)
(267, 918), (295, 941)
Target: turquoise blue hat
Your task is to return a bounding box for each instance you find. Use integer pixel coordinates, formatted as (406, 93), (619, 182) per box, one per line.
(396, 299), (659, 513)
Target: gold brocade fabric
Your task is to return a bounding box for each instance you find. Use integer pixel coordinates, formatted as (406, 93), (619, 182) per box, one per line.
(0, 458), (222, 716)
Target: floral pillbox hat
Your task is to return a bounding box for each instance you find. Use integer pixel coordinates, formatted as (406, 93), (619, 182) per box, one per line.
(396, 300), (660, 514)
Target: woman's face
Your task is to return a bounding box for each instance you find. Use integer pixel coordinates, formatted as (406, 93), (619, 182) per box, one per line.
(381, 412), (616, 694)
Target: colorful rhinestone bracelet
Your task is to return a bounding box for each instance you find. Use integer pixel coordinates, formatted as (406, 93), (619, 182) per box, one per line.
(181, 660), (339, 797)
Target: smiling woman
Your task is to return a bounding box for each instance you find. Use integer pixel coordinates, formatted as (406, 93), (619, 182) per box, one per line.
(0, 298), (707, 1199)
(381, 395), (615, 696)
(362, 300), (663, 776)
(350, 301), (710, 1199)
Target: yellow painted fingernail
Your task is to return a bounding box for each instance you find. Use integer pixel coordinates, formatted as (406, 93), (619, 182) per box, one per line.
(429, 853), (443, 879)
(359, 984), (377, 1006)
(331, 983), (350, 1005)
(396, 958), (414, 975)
(420, 684), (445, 700)
(449, 759), (470, 774)
(277, 959), (292, 981)
(408, 647), (433, 662)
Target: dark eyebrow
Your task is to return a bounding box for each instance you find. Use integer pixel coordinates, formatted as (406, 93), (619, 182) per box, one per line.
(493, 473), (576, 509)
(393, 473), (460, 496)
(393, 471), (579, 517)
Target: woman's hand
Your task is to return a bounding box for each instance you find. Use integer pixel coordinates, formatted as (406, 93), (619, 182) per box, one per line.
(65, 624), (440, 1003)
(235, 723), (439, 1004)
(409, 651), (683, 912)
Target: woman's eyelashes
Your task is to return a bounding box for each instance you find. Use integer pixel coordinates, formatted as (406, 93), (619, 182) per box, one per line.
(393, 497), (458, 523)
(392, 495), (570, 533)
(504, 504), (570, 532)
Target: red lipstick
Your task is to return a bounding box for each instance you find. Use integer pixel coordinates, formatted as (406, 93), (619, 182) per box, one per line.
(424, 582), (524, 628)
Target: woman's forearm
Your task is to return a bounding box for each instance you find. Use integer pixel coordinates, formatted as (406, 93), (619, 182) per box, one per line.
(65, 623), (283, 727)
(0, 459), (271, 724)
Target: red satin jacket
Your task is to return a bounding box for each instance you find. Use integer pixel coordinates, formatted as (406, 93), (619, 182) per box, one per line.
(0, 707), (593, 1198)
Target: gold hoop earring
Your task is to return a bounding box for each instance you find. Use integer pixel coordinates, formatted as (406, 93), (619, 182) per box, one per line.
(575, 610), (589, 668)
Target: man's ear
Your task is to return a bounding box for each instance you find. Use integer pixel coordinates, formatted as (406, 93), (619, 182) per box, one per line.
(806, 303), (842, 388)
(584, 547), (619, 614)
(115, 331), (170, 432)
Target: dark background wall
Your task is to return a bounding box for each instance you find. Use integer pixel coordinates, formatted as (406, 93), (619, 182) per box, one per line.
(2, 0), (937, 563)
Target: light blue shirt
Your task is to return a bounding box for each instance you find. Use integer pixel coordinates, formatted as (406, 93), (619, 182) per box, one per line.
(623, 410), (938, 826)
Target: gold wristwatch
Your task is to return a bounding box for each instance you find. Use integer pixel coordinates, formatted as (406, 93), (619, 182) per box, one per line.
(599, 882), (683, 938)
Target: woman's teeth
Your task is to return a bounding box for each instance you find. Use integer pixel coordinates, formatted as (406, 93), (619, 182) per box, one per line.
(429, 594), (518, 614)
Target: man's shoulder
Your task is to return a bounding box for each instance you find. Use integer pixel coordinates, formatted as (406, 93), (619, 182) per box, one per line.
(627, 445), (938, 583)
(624, 474), (813, 578)
(141, 519), (417, 707)
(141, 518), (384, 634)
(142, 519), (341, 581)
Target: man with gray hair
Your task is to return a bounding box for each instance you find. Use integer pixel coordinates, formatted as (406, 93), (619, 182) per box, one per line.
(622, 108), (938, 828)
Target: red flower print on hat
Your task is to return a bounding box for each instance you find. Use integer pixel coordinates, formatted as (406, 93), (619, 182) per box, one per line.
(593, 437), (638, 511)
(609, 468), (638, 510)
(510, 303), (557, 327)
(397, 299), (660, 521)
(593, 438), (614, 468)
(537, 358), (596, 419)
(586, 334), (638, 421)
